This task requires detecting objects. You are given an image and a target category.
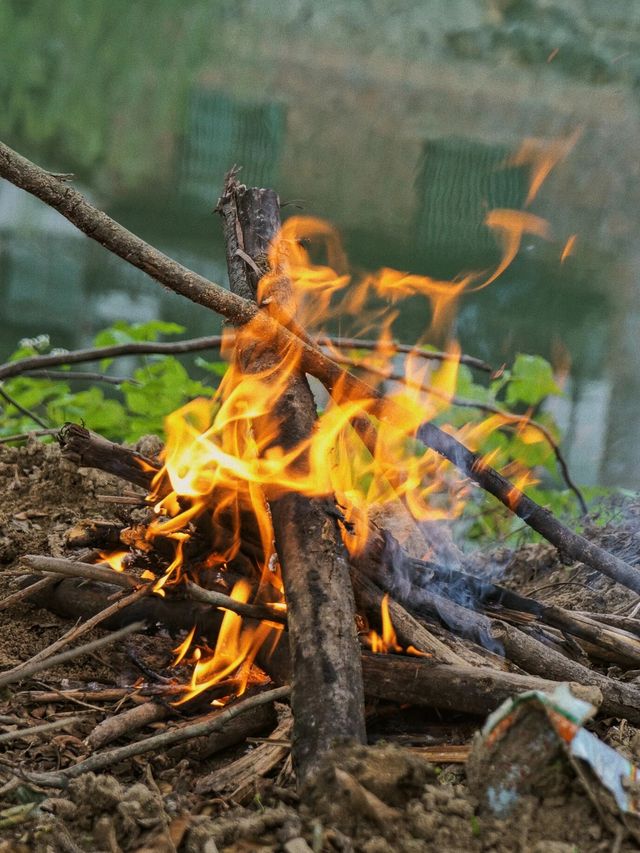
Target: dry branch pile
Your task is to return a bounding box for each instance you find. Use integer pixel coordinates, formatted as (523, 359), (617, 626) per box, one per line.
(2, 142), (640, 851)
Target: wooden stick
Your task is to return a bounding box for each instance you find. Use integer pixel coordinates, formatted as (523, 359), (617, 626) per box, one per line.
(0, 716), (85, 745)
(22, 686), (290, 788)
(0, 622), (145, 688)
(489, 621), (640, 722)
(85, 702), (169, 750)
(195, 716), (292, 799)
(219, 175), (366, 782)
(0, 588), (148, 685)
(350, 570), (466, 664)
(366, 531), (640, 665)
(21, 555), (138, 589)
(2, 140), (638, 593)
(360, 653), (602, 715)
(0, 335), (488, 384)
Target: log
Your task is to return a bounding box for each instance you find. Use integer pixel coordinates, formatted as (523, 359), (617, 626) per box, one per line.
(218, 175), (366, 782)
(360, 653), (602, 715)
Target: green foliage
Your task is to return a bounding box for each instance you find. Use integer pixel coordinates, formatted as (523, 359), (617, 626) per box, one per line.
(0, 322), (228, 444)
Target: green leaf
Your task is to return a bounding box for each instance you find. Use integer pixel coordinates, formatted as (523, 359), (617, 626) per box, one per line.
(195, 357), (229, 378)
(505, 355), (561, 407)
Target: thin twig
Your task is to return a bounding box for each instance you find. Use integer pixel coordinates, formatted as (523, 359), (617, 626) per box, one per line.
(186, 581), (287, 624)
(0, 335), (489, 384)
(23, 686), (290, 787)
(21, 555), (138, 589)
(0, 384), (49, 428)
(0, 716), (86, 745)
(0, 588), (148, 686)
(23, 369), (139, 385)
(316, 334), (492, 372)
(0, 428), (59, 444)
(0, 621), (145, 688)
(0, 577), (57, 612)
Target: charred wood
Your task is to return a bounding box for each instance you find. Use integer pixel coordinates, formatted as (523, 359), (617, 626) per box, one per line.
(218, 174), (366, 782)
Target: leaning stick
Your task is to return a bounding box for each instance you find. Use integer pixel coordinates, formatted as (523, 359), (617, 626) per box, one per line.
(2, 142), (638, 594)
(23, 686), (290, 788)
(0, 622), (145, 688)
(219, 175), (366, 782)
(186, 581), (286, 624)
(350, 570), (466, 664)
(0, 588), (148, 685)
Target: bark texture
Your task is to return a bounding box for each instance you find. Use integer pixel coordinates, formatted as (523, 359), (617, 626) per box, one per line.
(217, 175), (366, 782)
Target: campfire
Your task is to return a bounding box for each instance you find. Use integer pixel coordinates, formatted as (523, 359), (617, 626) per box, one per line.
(3, 135), (640, 837)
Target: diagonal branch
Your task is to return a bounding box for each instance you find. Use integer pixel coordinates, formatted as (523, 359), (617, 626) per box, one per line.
(1, 141), (638, 593)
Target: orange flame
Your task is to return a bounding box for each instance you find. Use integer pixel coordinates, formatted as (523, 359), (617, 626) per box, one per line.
(95, 133), (575, 701)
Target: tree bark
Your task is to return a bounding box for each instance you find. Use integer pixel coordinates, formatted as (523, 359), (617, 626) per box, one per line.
(217, 175), (366, 782)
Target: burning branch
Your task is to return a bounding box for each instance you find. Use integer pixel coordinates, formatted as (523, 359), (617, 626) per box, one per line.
(0, 141), (634, 595)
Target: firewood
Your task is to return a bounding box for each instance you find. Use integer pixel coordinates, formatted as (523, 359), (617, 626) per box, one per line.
(85, 701), (170, 751)
(23, 686), (291, 789)
(3, 141), (639, 593)
(360, 653), (602, 715)
(350, 570), (466, 665)
(58, 423), (157, 489)
(218, 174), (366, 782)
(21, 555), (139, 588)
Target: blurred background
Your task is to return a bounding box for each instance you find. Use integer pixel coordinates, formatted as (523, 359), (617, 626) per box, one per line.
(1, 0), (639, 487)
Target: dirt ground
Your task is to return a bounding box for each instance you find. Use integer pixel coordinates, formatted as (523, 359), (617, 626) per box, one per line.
(1, 438), (640, 852)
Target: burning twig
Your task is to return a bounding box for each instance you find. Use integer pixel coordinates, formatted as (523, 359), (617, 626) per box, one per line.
(333, 353), (586, 513)
(1, 141), (635, 594)
(350, 570), (466, 664)
(21, 685), (290, 788)
(0, 621), (145, 688)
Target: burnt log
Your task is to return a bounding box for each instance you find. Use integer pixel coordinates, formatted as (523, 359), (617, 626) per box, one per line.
(218, 175), (366, 782)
